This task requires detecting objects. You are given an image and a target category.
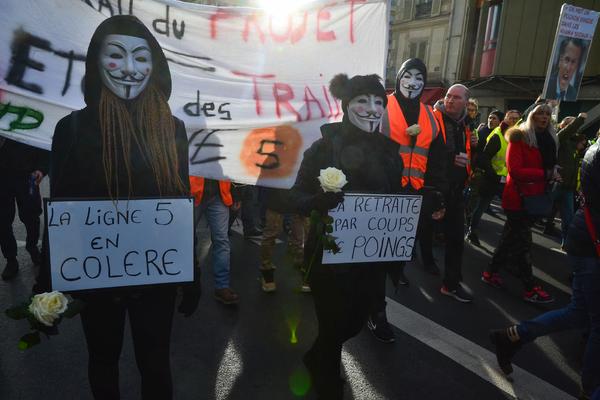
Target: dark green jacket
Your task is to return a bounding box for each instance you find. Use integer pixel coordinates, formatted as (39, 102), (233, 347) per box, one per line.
(557, 116), (585, 190)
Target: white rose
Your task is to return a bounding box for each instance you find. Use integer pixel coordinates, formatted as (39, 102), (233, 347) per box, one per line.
(406, 124), (421, 137)
(318, 167), (348, 193)
(28, 291), (69, 327)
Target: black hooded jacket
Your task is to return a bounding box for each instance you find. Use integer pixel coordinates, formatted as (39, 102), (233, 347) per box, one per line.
(388, 58), (448, 200)
(292, 118), (404, 269)
(50, 15), (189, 199)
(37, 16), (190, 294)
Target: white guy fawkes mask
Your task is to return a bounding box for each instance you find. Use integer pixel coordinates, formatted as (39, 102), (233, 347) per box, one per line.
(347, 94), (385, 133)
(98, 34), (152, 100)
(399, 68), (424, 99)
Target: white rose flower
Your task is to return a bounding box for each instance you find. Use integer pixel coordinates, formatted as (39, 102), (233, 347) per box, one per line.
(318, 167), (348, 193)
(28, 291), (69, 327)
(406, 124), (421, 137)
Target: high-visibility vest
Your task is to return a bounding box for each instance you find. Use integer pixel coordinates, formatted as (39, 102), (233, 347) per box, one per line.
(381, 95), (439, 190)
(189, 176), (233, 207)
(486, 126), (508, 177)
(432, 108), (473, 176)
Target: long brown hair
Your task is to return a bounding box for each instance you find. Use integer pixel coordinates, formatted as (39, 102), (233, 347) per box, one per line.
(98, 82), (186, 199)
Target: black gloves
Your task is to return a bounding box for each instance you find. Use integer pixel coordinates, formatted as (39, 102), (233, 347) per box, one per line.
(178, 268), (201, 317)
(313, 191), (344, 213)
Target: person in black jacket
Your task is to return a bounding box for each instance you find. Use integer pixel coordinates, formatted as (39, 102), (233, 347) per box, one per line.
(433, 85), (478, 303)
(38, 15), (199, 400)
(490, 136), (600, 399)
(293, 74), (403, 399)
(372, 58), (447, 343)
(0, 139), (49, 279)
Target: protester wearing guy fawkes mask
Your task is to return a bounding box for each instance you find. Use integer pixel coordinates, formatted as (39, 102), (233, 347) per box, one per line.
(292, 74), (404, 399)
(35, 16), (200, 400)
(372, 58), (448, 343)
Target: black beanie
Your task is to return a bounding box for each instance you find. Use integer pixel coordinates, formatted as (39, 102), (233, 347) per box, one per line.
(489, 109), (505, 121)
(395, 58), (427, 99)
(329, 73), (388, 112)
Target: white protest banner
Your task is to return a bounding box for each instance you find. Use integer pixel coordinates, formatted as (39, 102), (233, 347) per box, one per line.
(542, 4), (599, 102)
(46, 198), (194, 292)
(322, 194), (422, 264)
(0, 0), (389, 188)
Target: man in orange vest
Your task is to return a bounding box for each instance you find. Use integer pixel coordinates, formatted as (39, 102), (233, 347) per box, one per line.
(190, 176), (240, 305)
(370, 58), (448, 343)
(433, 84), (478, 303)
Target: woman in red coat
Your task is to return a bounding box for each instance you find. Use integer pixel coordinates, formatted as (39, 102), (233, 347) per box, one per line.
(483, 104), (557, 303)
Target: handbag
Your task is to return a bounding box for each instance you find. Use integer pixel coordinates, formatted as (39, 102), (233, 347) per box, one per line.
(521, 192), (553, 217)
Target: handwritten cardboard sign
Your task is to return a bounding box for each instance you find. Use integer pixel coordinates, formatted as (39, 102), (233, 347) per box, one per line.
(46, 198), (194, 292)
(322, 194), (422, 264)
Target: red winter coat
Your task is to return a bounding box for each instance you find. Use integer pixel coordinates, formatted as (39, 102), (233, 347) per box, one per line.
(502, 129), (547, 211)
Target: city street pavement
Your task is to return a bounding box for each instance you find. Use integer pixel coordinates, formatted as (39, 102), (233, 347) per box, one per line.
(0, 181), (584, 399)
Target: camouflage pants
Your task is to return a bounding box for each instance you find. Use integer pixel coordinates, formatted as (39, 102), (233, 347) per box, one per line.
(260, 209), (308, 270)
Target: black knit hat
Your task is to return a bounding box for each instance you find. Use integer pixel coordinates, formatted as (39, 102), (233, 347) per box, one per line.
(329, 73), (388, 112)
(395, 58), (427, 98)
(489, 109), (505, 121)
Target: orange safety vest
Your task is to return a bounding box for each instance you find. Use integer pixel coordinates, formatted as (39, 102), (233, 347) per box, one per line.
(432, 108), (473, 177)
(189, 176), (233, 207)
(383, 95), (439, 190)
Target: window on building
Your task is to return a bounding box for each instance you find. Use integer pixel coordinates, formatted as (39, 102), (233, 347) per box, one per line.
(398, 0), (414, 21)
(409, 40), (428, 62)
(440, 0), (451, 13)
(483, 3), (502, 51)
(415, 0), (433, 18)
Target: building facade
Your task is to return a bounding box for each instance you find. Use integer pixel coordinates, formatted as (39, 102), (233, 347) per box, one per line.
(387, 0), (477, 103)
(465, 0), (600, 121)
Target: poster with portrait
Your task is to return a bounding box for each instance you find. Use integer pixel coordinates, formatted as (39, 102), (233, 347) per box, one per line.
(542, 4), (599, 102)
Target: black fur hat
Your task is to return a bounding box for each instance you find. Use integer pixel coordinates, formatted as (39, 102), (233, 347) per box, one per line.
(329, 73), (388, 112)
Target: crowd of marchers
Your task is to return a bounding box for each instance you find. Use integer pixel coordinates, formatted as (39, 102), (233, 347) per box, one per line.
(1, 15), (599, 400)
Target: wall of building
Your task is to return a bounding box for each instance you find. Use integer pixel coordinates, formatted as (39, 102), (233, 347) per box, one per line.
(493, 0), (600, 77)
(387, 0), (455, 87)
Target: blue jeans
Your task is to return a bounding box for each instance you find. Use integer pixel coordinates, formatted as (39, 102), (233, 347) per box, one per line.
(195, 196), (231, 289)
(551, 186), (575, 244)
(517, 256), (600, 395)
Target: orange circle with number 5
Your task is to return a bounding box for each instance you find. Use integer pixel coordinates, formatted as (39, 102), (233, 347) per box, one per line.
(240, 125), (303, 178)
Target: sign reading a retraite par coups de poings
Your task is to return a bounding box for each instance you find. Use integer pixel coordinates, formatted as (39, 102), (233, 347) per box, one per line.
(46, 198), (194, 292)
(322, 194), (422, 264)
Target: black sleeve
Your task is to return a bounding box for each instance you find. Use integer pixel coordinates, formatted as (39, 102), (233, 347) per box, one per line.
(481, 134), (501, 177)
(424, 132), (449, 200)
(49, 115), (74, 197)
(291, 139), (325, 216)
(521, 100), (545, 124)
(31, 147), (50, 175)
(35, 115), (73, 293)
(390, 143), (405, 194)
(174, 118), (190, 194)
(557, 116), (585, 142)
